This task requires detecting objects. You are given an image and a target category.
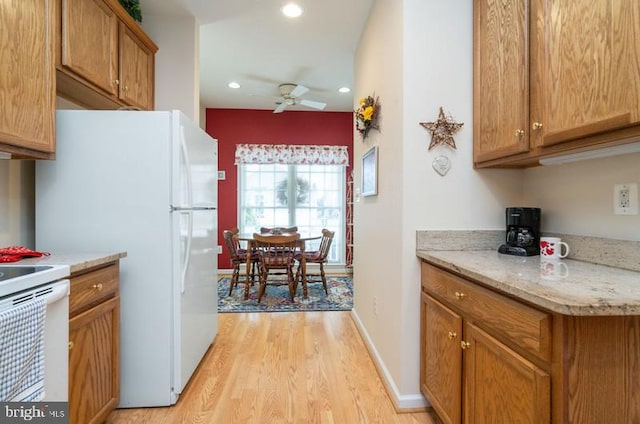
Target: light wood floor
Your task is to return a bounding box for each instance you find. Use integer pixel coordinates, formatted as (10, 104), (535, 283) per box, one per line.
(106, 311), (439, 424)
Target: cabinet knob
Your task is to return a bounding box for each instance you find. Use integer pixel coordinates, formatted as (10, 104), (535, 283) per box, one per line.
(68, 341), (74, 350)
(124, 85), (129, 92)
(532, 122), (543, 130)
(515, 129), (525, 137)
(460, 341), (471, 350)
(454, 291), (466, 300)
(92, 283), (103, 291)
(447, 331), (457, 340)
(113, 79), (120, 85)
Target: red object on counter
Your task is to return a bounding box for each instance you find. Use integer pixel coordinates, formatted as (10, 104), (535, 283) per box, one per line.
(0, 246), (50, 263)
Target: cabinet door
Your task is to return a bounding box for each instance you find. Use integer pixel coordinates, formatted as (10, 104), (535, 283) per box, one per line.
(0, 0), (55, 156)
(119, 23), (154, 110)
(60, 0), (118, 96)
(463, 322), (550, 424)
(530, 0), (640, 147)
(421, 293), (463, 424)
(473, 0), (530, 163)
(69, 296), (120, 424)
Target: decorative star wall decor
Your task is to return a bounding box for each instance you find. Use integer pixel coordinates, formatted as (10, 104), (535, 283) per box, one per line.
(420, 107), (464, 150)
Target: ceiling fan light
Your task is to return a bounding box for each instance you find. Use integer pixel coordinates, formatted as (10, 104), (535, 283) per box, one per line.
(227, 82), (241, 89)
(338, 87), (351, 93)
(281, 3), (303, 18)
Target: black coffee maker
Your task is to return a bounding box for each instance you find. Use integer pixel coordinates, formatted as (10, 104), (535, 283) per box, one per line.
(498, 207), (541, 256)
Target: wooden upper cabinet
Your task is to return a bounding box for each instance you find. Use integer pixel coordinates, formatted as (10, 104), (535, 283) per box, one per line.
(530, 0), (640, 148)
(119, 23), (155, 110)
(473, 0), (530, 163)
(60, 0), (118, 96)
(0, 0), (55, 158)
(474, 0), (640, 167)
(56, 0), (157, 110)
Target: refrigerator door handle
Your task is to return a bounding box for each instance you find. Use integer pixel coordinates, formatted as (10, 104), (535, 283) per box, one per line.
(180, 125), (194, 208)
(181, 210), (193, 294)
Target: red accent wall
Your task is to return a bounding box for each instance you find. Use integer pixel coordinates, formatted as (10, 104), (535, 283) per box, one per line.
(205, 108), (354, 269)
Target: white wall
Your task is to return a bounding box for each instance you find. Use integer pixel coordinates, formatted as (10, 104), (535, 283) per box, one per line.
(353, 0), (524, 408)
(142, 15), (200, 122)
(354, 0), (640, 409)
(0, 161), (35, 246)
(353, 0), (406, 402)
(524, 152), (640, 240)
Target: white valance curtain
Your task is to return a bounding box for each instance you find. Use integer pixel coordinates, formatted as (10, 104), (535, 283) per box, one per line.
(234, 144), (349, 166)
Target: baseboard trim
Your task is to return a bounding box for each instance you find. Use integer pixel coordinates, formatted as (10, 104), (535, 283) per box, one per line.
(350, 309), (429, 412)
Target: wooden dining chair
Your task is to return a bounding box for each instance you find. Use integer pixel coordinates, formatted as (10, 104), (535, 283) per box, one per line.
(296, 229), (334, 295)
(259, 226), (298, 235)
(223, 229), (257, 296)
(252, 232), (301, 302)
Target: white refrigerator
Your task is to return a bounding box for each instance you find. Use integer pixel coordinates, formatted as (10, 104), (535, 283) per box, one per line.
(35, 110), (218, 407)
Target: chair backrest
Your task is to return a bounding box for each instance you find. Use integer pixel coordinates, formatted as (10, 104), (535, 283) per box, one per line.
(223, 229), (242, 261)
(252, 233), (301, 267)
(259, 226), (298, 235)
(316, 229), (335, 261)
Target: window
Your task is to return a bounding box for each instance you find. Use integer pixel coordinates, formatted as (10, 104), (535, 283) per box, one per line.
(238, 163), (345, 263)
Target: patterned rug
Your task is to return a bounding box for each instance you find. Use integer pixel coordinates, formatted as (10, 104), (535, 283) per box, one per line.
(218, 276), (353, 313)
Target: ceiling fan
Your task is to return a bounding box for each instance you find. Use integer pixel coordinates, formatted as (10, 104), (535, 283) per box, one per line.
(272, 83), (327, 113)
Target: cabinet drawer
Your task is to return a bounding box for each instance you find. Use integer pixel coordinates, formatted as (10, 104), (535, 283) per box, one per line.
(69, 263), (119, 316)
(422, 262), (551, 362)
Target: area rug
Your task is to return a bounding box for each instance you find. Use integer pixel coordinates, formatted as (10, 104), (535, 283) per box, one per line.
(218, 276), (353, 313)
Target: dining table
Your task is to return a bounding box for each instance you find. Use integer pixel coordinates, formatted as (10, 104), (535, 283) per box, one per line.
(237, 232), (322, 300)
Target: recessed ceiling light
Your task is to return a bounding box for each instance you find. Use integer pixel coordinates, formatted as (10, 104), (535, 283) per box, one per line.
(338, 87), (351, 93)
(281, 3), (303, 18)
(228, 82), (241, 89)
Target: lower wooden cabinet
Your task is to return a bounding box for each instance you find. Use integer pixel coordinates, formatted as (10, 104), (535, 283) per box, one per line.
(68, 262), (120, 424)
(463, 322), (550, 424)
(421, 293), (462, 424)
(421, 291), (549, 424)
(420, 261), (640, 424)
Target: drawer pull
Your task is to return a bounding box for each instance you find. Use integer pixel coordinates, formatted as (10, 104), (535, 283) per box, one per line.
(92, 283), (103, 291)
(460, 341), (471, 350)
(447, 331), (457, 340)
(515, 129), (524, 137)
(532, 122), (543, 131)
(68, 341), (74, 350)
(454, 291), (466, 300)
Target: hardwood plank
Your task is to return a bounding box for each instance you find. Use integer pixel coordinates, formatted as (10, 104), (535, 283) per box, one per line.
(106, 312), (437, 424)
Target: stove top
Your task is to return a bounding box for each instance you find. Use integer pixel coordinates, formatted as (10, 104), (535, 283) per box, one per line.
(0, 265), (53, 282)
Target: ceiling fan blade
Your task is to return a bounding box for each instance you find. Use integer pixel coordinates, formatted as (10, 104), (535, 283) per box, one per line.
(300, 99), (327, 110)
(290, 84), (310, 98)
(273, 102), (288, 114)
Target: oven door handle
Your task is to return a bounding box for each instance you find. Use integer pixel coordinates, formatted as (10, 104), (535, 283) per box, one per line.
(45, 281), (69, 305)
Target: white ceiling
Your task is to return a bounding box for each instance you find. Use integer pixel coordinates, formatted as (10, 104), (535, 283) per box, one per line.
(138, 0), (374, 112)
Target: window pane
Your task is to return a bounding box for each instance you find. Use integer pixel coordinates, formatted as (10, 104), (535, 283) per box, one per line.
(238, 163), (345, 264)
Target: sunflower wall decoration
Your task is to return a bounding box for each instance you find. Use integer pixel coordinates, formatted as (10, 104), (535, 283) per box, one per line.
(355, 95), (381, 140)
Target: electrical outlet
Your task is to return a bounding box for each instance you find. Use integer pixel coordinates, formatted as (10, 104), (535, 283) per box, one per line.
(614, 183), (639, 215)
(217, 245), (222, 254)
(373, 296), (378, 316)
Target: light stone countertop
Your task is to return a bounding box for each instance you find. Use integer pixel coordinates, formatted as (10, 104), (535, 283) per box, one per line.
(417, 250), (640, 316)
(18, 252), (127, 274)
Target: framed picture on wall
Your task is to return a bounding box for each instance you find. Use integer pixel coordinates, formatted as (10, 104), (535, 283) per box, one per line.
(361, 146), (378, 197)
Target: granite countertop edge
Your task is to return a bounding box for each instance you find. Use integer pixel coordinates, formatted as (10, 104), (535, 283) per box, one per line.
(18, 252), (127, 274)
(416, 249), (640, 317)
